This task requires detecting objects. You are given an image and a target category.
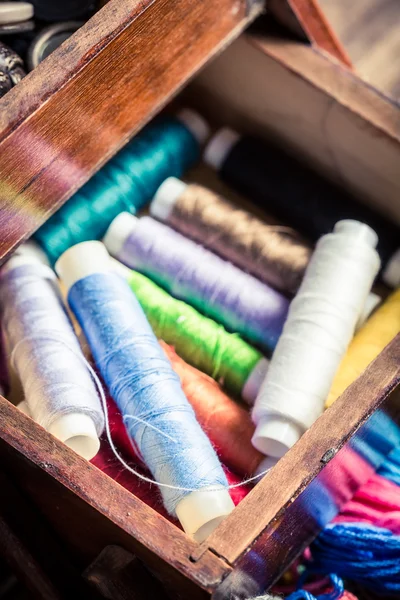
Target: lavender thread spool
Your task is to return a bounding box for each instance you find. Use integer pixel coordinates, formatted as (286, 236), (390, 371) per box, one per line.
(0, 242), (104, 459)
(104, 213), (290, 352)
(151, 177), (312, 295)
(56, 241), (234, 541)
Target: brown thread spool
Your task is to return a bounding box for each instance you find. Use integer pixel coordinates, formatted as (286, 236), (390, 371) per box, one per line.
(151, 178), (312, 295)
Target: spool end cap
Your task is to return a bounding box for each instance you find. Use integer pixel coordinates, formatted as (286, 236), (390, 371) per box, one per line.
(151, 177), (188, 221)
(382, 248), (400, 288)
(56, 241), (111, 293)
(103, 212), (138, 257)
(176, 109), (210, 145)
(334, 220), (378, 249)
(204, 128), (240, 171)
(176, 487), (234, 543)
(252, 415), (302, 458)
(48, 413), (100, 460)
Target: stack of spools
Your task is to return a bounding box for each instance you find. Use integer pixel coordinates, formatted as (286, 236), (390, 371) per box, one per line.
(0, 1), (109, 99)
(1, 107), (399, 598)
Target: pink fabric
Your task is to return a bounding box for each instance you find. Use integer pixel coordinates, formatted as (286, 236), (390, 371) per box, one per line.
(334, 472), (400, 534)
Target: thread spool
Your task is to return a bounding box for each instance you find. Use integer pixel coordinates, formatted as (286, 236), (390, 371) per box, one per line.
(326, 288), (400, 408)
(0, 3), (34, 24)
(112, 258), (269, 403)
(252, 221), (380, 458)
(204, 129), (400, 287)
(0, 41), (25, 98)
(104, 213), (289, 352)
(34, 109), (208, 265)
(159, 341), (264, 476)
(151, 177), (312, 295)
(56, 241), (234, 541)
(0, 242), (104, 459)
(27, 22), (83, 70)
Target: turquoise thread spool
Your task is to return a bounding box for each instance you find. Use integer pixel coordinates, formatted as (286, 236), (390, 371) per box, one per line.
(35, 109), (208, 265)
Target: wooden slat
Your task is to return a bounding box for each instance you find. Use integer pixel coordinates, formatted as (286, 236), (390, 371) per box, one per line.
(0, 398), (231, 598)
(202, 335), (400, 593)
(0, 0), (262, 263)
(188, 34), (400, 225)
(270, 0), (352, 67)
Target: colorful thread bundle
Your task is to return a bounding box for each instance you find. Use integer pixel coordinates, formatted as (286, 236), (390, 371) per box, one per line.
(151, 177), (312, 295)
(334, 472), (400, 535)
(252, 221), (380, 458)
(159, 341), (264, 476)
(113, 260), (269, 403)
(0, 243), (104, 459)
(34, 111), (205, 265)
(326, 288), (400, 407)
(310, 523), (400, 594)
(105, 214), (289, 352)
(204, 129), (400, 287)
(57, 241), (234, 541)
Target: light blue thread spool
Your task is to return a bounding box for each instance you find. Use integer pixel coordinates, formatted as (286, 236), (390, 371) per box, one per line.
(56, 241), (234, 541)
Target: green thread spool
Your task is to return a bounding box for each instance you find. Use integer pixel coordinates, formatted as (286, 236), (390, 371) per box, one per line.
(114, 261), (268, 402)
(34, 112), (205, 265)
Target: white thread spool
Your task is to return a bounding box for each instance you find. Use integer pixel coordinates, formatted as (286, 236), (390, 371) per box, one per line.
(56, 241), (234, 542)
(252, 220), (381, 458)
(0, 242), (103, 460)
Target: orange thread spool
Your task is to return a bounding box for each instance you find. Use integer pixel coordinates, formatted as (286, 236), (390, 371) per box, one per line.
(160, 341), (263, 476)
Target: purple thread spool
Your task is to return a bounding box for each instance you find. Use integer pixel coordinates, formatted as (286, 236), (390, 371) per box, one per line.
(104, 214), (290, 352)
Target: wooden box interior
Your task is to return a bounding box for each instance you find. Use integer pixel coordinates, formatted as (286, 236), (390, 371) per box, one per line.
(0, 1), (400, 598)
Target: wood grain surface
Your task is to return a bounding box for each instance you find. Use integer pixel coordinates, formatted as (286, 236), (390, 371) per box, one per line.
(318, 0), (400, 99)
(0, 0), (262, 264)
(0, 398), (231, 598)
(204, 334), (400, 595)
(188, 34), (400, 226)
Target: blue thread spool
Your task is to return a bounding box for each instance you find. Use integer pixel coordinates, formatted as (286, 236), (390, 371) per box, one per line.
(56, 241), (234, 541)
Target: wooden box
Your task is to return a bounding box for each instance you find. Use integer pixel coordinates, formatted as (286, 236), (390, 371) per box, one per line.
(0, 1), (399, 598)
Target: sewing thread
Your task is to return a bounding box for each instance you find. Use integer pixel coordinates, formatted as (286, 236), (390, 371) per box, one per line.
(105, 214), (289, 352)
(326, 288), (400, 407)
(113, 259), (269, 402)
(34, 113), (202, 265)
(310, 523), (400, 593)
(204, 128), (400, 285)
(151, 177), (312, 295)
(57, 242), (234, 540)
(160, 341), (264, 476)
(0, 254), (104, 459)
(252, 221), (380, 458)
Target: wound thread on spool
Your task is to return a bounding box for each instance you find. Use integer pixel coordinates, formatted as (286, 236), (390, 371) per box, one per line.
(34, 109), (208, 266)
(151, 177), (312, 295)
(204, 128), (400, 287)
(326, 288), (400, 408)
(159, 341), (264, 476)
(252, 220), (380, 458)
(56, 241), (234, 542)
(104, 213), (289, 352)
(0, 242), (104, 460)
(111, 259), (269, 403)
